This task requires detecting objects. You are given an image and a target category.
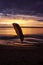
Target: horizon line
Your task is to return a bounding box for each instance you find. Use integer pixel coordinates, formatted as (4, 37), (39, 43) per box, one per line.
(0, 26), (43, 28)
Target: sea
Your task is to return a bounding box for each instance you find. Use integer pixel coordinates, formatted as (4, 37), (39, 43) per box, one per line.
(0, 27), (43, 45)
(0, 27), (43, 35)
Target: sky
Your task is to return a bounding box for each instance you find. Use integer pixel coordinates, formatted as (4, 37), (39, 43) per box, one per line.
(0, 0), (43, 27)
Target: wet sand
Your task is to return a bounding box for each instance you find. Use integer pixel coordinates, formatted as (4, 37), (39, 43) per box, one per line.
(0, 34), (43, 65)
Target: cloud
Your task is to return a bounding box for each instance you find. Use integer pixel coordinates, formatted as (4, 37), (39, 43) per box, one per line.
(0, 0), (43, 16)
(0, 12), (43, 22)
(37, 20), (43, 22)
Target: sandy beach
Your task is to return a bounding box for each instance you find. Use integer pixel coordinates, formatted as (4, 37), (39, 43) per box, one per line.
(0, 34), (43, 65)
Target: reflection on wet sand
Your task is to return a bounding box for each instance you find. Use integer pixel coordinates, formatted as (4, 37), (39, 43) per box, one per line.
(0, 36), (43, 47)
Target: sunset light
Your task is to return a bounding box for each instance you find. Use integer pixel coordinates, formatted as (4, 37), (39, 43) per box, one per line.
(0, 15), (43, 27)
(0, 16), (26, 25)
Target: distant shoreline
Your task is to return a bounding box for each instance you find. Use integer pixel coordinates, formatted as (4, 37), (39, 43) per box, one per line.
(0, 26), (43, 28)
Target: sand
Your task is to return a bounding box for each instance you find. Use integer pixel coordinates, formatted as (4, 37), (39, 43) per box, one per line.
(0, 34), (43, 65)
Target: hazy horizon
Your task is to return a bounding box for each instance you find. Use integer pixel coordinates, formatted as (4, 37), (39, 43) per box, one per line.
(0, 14), (43, 27)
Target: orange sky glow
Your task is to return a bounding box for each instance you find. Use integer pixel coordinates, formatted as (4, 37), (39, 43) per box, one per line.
(0, 15), (43, 35)
(0, 15), (43, 27)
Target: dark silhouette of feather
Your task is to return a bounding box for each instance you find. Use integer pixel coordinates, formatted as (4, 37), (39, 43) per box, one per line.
(12, 23), (24, 42)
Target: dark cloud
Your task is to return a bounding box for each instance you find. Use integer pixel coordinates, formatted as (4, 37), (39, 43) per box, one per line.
(38, 20), (43, 22)
(0, 0), (43, 16)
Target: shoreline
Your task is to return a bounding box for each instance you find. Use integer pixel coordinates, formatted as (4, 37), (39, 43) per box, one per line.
(0, 34), (43, 39)
(0, 34), (43, 65)
(0, 34), (43, 47)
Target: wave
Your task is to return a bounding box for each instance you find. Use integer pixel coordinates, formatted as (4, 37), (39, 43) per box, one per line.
(0, 34), (43, 39)
(0, 34), (43, 45)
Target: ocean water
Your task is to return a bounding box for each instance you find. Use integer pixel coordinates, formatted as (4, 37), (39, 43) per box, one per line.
(0, 27), (43, 45)
(0, 27), (43, 35)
